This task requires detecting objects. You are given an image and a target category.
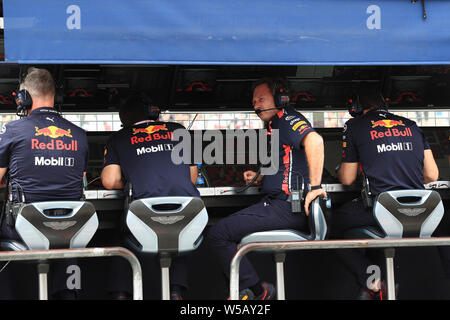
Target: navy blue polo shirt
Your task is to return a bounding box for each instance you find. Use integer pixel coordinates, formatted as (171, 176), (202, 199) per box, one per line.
(262, 107), (315, 200)
(103, 120), (200, 200)
(0, 107), (89, 203)
(342, 108), (430, 195)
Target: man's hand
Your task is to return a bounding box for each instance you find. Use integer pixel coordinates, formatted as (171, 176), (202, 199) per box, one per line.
(304, 188), (328, 216)
(243, 170), (263, 186)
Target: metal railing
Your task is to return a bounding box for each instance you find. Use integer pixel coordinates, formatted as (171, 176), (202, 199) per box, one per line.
(229, 237), (450, 300)
(0, 246), (143, 300)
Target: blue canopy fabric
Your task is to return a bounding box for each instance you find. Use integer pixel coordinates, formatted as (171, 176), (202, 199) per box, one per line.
(3, 0), (450, 65)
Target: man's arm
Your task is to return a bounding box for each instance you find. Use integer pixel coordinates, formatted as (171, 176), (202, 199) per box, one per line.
(190, 165), (198, 185)
(301, 131), (327, 215)
(0, 167), (7, 188)
(101, 164), (124, 190)
(423, 149), (439, 183)
(337, 162), (359, 185)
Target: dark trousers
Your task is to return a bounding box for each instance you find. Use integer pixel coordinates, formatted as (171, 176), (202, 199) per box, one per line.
(0, 220), (77, 298)
(332, 197), (450, 287)
(107, 232), (189, 296)
(206, 196), (307, 292)
(330, 197), (382, 288)
(433, 208), (450, 279)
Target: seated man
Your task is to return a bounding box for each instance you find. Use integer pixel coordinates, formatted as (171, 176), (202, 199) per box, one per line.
(0, 67), (89, 299)
(332, 83), (439, 299)
(206, 77), (327, 300)
(101, 93), (199, 300)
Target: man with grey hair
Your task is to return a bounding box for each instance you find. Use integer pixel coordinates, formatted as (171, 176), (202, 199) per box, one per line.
(0, 67), (89, 299)
(206, 77), (327, 300)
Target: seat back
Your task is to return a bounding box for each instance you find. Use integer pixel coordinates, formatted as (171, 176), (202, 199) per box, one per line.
(0, 239), (28, 251)
(309, 196), (332, 240)
(15, 201), (99, 250)
(373, 190), (444, 238)
(126, 197), (208, 254)
(239, 196), (332, 246)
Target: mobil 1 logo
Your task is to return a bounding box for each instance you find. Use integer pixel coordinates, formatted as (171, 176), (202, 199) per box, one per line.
(377, 142), (413, 153)
(35, 156), (75, 167)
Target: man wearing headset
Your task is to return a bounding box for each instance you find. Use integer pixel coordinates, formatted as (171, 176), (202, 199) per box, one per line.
(332, 82), (439, 299)
(206, 77), (327, 300)
(101, 93), (199, 300)
(0, 67), (89, 299)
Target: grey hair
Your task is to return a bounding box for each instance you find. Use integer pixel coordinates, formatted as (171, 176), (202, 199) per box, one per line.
(20, 67), (55, 99)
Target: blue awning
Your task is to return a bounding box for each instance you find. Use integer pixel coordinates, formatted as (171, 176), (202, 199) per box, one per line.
(3, 0), (450, 65)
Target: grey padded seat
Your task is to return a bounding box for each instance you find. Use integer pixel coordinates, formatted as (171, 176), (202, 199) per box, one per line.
(238, 196), (331, 300)
(345, 189), (444, 300)
(125, 196), (208, 299)
(0, 201), (99, 299)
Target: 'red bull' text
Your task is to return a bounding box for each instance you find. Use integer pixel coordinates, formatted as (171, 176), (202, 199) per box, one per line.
(370, 127), (412, 140)
(31, 139), (78, 151)
(130, 132), (173, 145)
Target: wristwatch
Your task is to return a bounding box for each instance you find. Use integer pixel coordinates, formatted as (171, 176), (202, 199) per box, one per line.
(309, 184), (322, 191)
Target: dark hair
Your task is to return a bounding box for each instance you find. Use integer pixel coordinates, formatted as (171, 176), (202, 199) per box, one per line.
(357, 82), (384, 109)
(119, 93), (154, 127)
(251, 77), (290, 96)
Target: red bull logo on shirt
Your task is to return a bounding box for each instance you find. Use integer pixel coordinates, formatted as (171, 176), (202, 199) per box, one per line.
(130, 124), (172, 144)
(371, 120), (405, 128)
(370, 127), (412, 140)
(132, 124), (168, 135)
(369, 120), (412, 140)
(35, 126), (73, 138)
(32, 126), (78, 151)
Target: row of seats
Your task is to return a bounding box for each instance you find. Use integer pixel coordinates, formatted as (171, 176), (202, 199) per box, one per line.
(0, 189), (445, 300)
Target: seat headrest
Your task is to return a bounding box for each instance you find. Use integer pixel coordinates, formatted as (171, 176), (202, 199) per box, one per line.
(15, 201), (98, 250)
(373, 190), (444, 238)
(126, 196), (208, 254)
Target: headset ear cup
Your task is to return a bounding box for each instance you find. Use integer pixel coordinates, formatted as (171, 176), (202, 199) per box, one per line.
(141, 93), (160, 120)
(272, 80), (290, 109)
(15, 89), (33, 115)
(147, 105), (161, 120)
(347, 93), (362, 117)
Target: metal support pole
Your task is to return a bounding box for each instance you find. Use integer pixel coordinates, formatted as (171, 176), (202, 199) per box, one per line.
(37, 262), (50, 300)
(274, 253), (286, 300)
(230, 237), (450, 301)
(160, 255), (172, 300)
(0, 247), (143, 300)
(384, 248), (396, 300)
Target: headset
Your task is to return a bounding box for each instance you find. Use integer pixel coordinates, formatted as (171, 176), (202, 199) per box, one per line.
(347, 91), (363, 118)
(13, 89), (33, 117)
(139, 93), (161, 120)
(272, 79), (290, 109)
(347, 91), (390, 118)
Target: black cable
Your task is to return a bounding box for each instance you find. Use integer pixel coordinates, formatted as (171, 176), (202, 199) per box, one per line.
(8, 178), (25, 203)
(86, 176), (101, 187)
(234, 167), (262, 193)
(290, 170), (305, 193)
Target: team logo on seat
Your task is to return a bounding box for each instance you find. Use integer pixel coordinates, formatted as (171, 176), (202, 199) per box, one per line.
(397, 208), (426, 217)
(150, 216), (185, 225)
(43, 221), (77, 230)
